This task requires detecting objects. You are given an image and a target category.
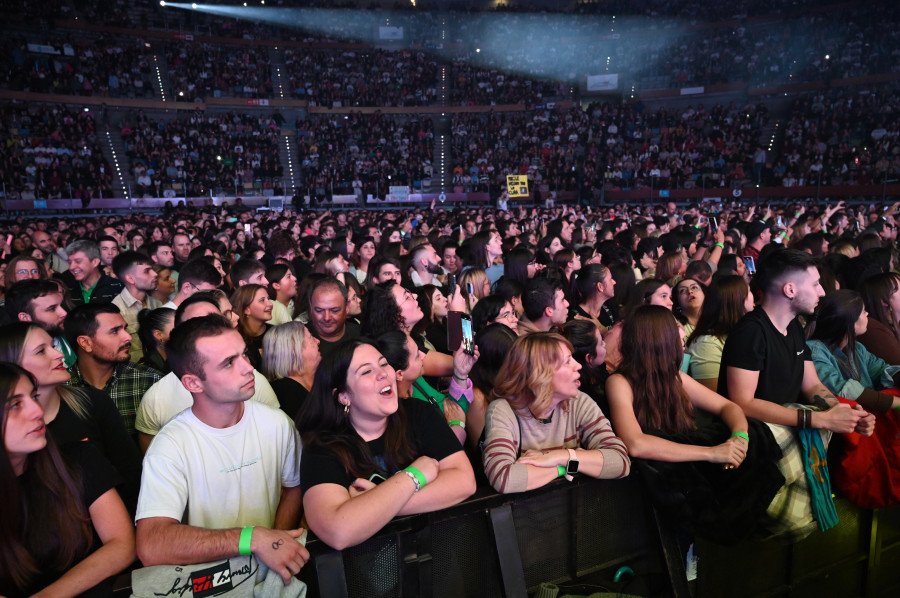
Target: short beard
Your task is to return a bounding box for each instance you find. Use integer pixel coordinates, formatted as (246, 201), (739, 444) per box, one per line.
(45, 325), (64, 338)
(425, 262), (444, 275)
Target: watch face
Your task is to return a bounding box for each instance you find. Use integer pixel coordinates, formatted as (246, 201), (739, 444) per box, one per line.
(566, 460), (579, 475)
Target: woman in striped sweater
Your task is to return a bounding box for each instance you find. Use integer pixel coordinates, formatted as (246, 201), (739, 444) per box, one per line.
(481, 333), (631, 494)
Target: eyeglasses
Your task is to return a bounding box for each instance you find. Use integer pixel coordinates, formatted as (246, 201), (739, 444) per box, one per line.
(16, 269), (40, 276)
(677, 284), (702, 295)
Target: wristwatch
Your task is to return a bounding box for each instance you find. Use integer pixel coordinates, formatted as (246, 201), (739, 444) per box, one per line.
(565, 448), (579, 481)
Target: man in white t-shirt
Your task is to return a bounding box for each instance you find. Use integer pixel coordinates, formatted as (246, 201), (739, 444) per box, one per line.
(135, 293), (278, 453)
(136, 314), (307, 584)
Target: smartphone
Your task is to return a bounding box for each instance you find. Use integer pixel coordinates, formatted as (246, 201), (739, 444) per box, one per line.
(447, 273), (457, 298)
(711, 217), (719, 232)
(460, 314), (475, 356)
(243, 223), (251, 234)
(447, 311), (475, 355)
(742, 256), (757, 275)
(466, 282), (474, 296)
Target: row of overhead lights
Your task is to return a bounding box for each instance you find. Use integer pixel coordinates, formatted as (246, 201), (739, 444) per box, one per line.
(105, 129), (129, 200)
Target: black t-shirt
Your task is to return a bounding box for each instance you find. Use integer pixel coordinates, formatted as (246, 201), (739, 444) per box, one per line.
(48, 387), (141, 515)
(243, 323), (272, 371)
(270, 376), (310, 421)
(2, 442), (121, 598)
(307, 319), (361, 357)
(568, 302), (618, 332)
(300, 398), (462, 491)
(717, 308), (811, 405)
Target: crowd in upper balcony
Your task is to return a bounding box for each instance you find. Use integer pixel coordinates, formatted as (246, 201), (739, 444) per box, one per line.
(282, 47), (439, 107)
(119, 110), (283, 197)
(0, 104), (113, 202)
(295, 111), (434, 196)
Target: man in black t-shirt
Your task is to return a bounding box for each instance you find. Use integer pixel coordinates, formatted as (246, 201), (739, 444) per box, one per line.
(719, 249), (874, 435)
(307, 278), (360, 355)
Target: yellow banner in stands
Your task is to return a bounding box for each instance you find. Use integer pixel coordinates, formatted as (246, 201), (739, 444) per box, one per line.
(507, 175), (529, 197)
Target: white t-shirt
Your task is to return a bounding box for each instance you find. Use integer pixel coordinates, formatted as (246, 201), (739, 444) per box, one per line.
(136, 401), (301, 529)
(269, 300), (293, 326)
(135, 370), (279, 436)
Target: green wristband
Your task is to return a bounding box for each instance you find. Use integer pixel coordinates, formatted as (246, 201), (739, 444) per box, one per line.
(404, 465), (427, 489)
(239, 526), (254, 556)
(557, 465), (566, 478)
(731, 431), (749, 442)
(715, 242), (725, 249)
(449, 420), (465, 429)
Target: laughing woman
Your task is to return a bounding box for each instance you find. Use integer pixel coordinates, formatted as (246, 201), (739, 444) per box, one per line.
(482, 333), (630, 494)
(297, 339), (476, 550)
(0, 363), (135, 598)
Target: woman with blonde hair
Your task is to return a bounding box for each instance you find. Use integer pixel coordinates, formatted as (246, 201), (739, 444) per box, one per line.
(458, 267), (491, 313)
(656, 250), (686, 287)
(482, 332), (631, 494)
(262, 322), (321, 419)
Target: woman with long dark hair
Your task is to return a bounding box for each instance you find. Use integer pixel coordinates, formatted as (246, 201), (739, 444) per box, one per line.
(807, 290), (900, 412)
(482, 333), (630, 494)
(296, 339), (476, 550)
(136, 307), (175, 375)
(858, 272), (900, 364)
(569, 264), (618, 334)
(562, 319), (609, 408)
(361, 280), (458, 380)
(470, 230), (505, 284)
(0, 363), (135, 597)
(503, 246), (539, 287)
(468, 324), (517, 451)
(686, 275), (755, 390)
(606, 305), (785, 543)
(375, 330), (477, 447)
(351, 236), (377, 285)
(0, 323), (143, 514)
(674, 277), (706, 335)
(412, 284), (450, 353)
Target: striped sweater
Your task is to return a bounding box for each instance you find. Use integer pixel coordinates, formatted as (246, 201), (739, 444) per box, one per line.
(482, 392), (631, 493)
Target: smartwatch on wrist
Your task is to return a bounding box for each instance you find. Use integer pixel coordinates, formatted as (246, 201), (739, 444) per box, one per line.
(565, 448), (579, 481)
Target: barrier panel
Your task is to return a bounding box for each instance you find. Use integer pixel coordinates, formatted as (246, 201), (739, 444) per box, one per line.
(295, 476), (900, 598)
(298, 476), (671, 598)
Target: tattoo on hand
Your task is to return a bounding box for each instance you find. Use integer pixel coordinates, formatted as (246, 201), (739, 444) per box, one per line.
(272, 539), (284, 550)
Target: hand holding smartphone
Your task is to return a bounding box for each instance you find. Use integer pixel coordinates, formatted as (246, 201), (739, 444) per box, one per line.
(447, 311), (475, 356)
